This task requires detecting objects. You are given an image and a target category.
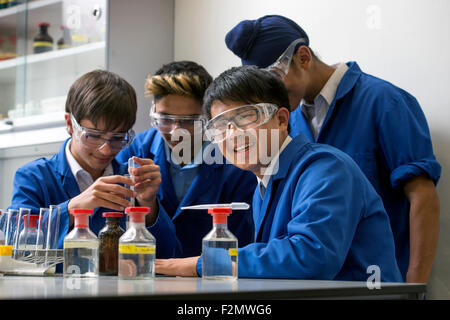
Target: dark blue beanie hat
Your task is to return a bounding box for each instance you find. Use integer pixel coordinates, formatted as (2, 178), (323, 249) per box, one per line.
(225, 15), (309, 68)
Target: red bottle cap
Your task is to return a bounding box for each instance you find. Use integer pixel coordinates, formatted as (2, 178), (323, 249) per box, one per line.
(22, 214), (40, 229)
(38, 22), (50, 27)
(208, 207), (232, 224)
(125, 207), (150, 223)
(70, 209), (94, 228)
(102, 212), (124, 218)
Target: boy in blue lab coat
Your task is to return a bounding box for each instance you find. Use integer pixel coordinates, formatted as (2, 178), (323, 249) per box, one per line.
(155, 66), (403, 282)
(225, 15), (441, 283)
(116, 61), (256, 258)
(6, 70), (178, 257)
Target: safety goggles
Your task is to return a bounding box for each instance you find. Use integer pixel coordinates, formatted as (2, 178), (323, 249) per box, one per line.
(205, 103), (278, 143)
(264, 38), (308, 78)
(70, 113), (135, 151)
(149, 103), (206, 134)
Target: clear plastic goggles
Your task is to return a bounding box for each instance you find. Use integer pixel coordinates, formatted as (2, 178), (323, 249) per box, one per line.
(264, 38), (308, 78)
(205, 103), (278, 143)
(149, 103), (206, 134)
(70, 113), (135, 151)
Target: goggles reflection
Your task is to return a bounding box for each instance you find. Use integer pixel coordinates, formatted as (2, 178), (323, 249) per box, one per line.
(70, 114), (135, 151)
(205, 103), (278, 143)
(149, 103), (205, 134)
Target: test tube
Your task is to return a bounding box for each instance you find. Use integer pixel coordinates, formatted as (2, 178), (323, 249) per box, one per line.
(128, 157), (138, 204)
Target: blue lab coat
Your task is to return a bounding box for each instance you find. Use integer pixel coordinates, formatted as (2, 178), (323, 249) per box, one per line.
(289, 61), (441, 278)
(6, 139), (180, 258)
(197, 134), (403, 281)
(116, 128), (257, 257)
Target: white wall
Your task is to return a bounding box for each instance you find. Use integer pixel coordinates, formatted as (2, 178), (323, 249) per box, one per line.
(174, 0), (450, 298)
(108, 0), (174, 134)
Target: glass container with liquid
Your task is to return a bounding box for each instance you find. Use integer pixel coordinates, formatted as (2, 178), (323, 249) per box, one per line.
(202, 207), (238, 280)
(17, 214), (44, 252)
(118, 207), (155, 279)
(63, 209), (99, 277)
(99, 212), (125, 276)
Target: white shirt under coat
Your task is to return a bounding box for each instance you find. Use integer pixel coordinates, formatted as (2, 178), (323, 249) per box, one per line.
(300, 63), (349, 140)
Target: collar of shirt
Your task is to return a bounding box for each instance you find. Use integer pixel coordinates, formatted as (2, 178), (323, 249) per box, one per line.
(257, 135), (293, 199)
(164, 141), (205, 203)
(300, 63), (349, 139)
(65, 139), (114, 193)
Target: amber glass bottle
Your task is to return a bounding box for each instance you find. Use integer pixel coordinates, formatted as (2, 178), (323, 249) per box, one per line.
(99, 212), (125, 276)
(33, 22), (53, 54)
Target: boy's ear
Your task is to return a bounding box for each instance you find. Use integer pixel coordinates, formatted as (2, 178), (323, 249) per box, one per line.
(65, 113), (73, 135)
(293, 45), (313, 71)
(276, 107), (290, 131)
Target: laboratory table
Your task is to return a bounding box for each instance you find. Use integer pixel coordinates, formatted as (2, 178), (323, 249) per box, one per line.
(0, 275), (425, 300)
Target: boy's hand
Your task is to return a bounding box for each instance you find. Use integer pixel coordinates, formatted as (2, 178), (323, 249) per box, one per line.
(129, 156), (162, 206)
(68, 175), (135, 224)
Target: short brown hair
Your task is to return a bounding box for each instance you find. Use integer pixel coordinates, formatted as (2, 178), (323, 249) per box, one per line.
(66, 70), (137, 132)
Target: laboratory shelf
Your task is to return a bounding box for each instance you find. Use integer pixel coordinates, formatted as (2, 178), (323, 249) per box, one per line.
(0, 0), (63, 33)
(0, 41), (105, 83)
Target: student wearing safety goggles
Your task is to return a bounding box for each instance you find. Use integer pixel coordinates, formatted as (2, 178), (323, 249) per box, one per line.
(155, 66), (403, 282)
(116, 61), (257, 258)
(6, 70), (178, 256)
(224, 15), (441, 284)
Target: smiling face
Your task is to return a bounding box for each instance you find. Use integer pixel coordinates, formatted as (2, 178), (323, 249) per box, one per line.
(65, 114), (125, 180)
(210, 100), (289, 178)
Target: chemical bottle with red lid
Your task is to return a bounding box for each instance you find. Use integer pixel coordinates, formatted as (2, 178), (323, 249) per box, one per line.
(63, 209), (99, 277)
(118, 207), (155, 279)
(98, 212), (125, 276)
(202, 207), (238, 280)
(17, 214), (44, 252)
(33, 22), (53, 54)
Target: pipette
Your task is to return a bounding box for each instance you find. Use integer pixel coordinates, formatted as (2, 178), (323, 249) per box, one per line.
(181, 202), (249, 210)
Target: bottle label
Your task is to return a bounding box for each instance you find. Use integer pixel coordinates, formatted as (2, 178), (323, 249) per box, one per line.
(33, 41), (53, 48)
(58, 44), (72, 49)
(229, 248), (238, 256)
(119, 244), (155, 255)
(64, 241), (99, 249)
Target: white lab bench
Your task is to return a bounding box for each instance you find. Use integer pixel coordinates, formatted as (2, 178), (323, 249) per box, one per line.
(0, 275), (425, 300)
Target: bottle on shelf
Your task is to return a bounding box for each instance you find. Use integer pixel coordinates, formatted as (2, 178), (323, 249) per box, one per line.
(0, 36), (5, 60)
(202, 207), (238, 280)
(63, 209), (99, 277)
(57, 26), (72, 50)
(118, 207), (155, 279)
(33, 22), (53, 54)
(6, 0), (19, 8)
(98, 212), (125, 276)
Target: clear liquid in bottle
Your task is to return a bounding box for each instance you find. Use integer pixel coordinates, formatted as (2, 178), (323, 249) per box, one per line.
(202, 208), (238, 280)
(118, 207), (155, 279)
(63, 209), (99, 278)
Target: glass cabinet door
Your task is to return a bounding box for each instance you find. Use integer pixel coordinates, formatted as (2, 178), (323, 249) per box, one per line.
(0, 0), (107, 133)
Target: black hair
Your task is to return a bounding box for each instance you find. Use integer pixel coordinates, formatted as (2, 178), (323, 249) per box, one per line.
(203, 65), (291, 119)
(146, 61), (213, 103)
